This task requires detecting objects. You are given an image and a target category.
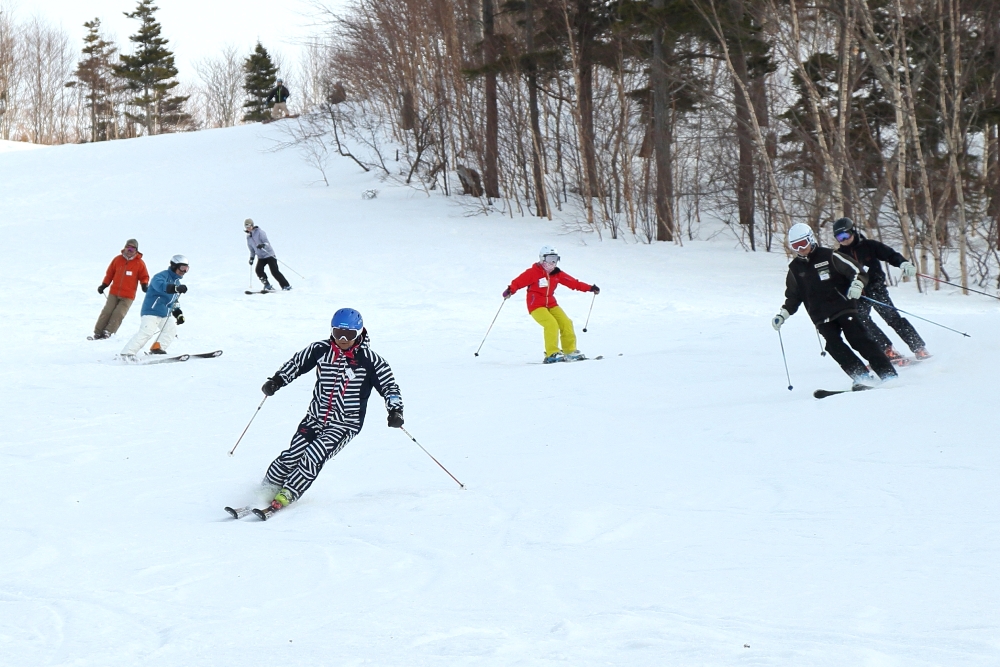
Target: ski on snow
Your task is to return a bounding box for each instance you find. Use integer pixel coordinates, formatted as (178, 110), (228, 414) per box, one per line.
(225, 505), (253, 519)
(534, 355), (604, 365)
(245, 290), (276, 295)
(813, 385), (874, 399)
(140, 354), (190, 364)
(225, 504), (282, 520)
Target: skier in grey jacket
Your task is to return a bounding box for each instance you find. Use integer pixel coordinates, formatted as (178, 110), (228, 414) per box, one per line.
(244, 218), (290, 291)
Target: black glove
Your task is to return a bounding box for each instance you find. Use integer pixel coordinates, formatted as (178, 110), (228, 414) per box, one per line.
(140, 283), (148, 293)
(590, 285), (600, 294)
(176, 284), (188, 294)
(256, 243), (265, 249)
(387, 408), (404, 428)
(98, 284), (107, 294)
(261, 375), (285, 396)
(249, 256), (255, 265)
(172, 308), (185, 325)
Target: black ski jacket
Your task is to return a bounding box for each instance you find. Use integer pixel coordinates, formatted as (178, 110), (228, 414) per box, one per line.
(835, 232), (907, 286)
(266, 85), (290, 104)
(782, 246), (868, 324)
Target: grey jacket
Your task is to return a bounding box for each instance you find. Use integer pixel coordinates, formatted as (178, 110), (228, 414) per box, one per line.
(246, 227), (276, 259)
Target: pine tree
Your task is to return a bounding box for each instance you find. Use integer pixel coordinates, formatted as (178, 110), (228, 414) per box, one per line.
(242, 42), (278, 122)
(72, 19), (118, 142)
(113, 0), (189, 135)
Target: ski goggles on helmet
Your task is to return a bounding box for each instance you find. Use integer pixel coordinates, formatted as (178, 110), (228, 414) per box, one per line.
(541, 253), (560, 264)
(835, 230), (853, 242)
(789, 237), (812, 251)
(331, 327), (360, 342)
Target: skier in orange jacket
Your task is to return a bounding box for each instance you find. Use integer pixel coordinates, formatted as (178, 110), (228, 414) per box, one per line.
(504, 246), (599, 363)
(92, 239), (149, 339)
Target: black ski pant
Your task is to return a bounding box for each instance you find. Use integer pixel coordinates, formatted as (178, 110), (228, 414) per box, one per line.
(264, 415), (356, 500)
(857, 281), (925, 352)
(255, 256), (290, 288)
(817, 313), (897, 380)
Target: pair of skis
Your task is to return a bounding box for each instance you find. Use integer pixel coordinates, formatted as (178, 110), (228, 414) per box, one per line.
(225, 504), (280, 521)
(134, 350), (223, 365)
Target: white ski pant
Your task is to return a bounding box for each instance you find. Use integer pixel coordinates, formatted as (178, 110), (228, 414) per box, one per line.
(121, 314), (177, 355)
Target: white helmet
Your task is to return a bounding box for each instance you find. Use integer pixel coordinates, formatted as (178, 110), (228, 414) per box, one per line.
(787, 223), (816, 252)
(170, 254), (189, 268)
(244, 218), (254, 231)
(538, 245), (560, 263)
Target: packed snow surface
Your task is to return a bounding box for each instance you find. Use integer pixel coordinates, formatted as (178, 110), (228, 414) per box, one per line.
(1, 124), (997, 666)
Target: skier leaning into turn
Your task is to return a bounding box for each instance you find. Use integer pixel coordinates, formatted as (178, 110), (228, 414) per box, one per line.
(257, 308), (403, 513)
(504, 245), (599, 364)
(772, 223), (897, 386)
(832, 216), (930, 363)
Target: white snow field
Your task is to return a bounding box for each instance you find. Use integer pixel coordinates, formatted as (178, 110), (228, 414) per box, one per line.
(1, 124), (998, 667)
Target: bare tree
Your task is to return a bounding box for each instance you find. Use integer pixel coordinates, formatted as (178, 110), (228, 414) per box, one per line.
(20, 17), (76, 144)
(193, 45), (245, 128)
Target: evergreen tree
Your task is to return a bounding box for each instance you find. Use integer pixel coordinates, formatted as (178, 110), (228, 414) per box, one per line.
(242, 43), (278, 122)
(113, 0), (189, 135)
(72, 18), (118, 142)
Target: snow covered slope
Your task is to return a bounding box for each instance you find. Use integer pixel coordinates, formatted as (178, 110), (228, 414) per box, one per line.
(1, 124), (997, 666)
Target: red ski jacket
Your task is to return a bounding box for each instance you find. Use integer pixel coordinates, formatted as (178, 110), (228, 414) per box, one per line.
(102, 252), (149, 300)
(508, 264), (592, 313)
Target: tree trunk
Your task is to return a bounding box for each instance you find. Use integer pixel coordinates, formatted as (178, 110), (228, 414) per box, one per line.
(525, 0), (548, 217)
(482, 0), (500, 199)
(730, 18), (756, 249)
(576, 0), (598, 196)
(651, 0), (674, 242)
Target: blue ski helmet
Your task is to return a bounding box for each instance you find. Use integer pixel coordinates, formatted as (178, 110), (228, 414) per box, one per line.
(331, 308), (363, 331)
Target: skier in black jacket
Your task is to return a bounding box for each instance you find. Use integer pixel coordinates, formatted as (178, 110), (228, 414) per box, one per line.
(772, 223), (897, 385)
(265, 78), (291, 120)
(833, 217), (929, 362)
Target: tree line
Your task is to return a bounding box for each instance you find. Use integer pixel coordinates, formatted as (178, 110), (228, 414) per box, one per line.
(0, 0), (293, 143)
(311, 0), (1000, 292)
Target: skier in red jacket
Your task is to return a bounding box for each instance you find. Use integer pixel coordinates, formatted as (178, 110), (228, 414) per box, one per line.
(504, 246), (599, 363)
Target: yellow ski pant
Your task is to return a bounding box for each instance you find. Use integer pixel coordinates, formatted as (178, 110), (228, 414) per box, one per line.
(530, 306), (577, 357)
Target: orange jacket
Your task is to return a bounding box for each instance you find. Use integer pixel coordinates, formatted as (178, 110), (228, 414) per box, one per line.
(102, 252), (149, 300)
(508, 264), (592, 313)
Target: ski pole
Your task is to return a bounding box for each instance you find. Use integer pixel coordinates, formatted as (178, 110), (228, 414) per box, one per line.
(777, 329), (793, 391)
(277, 258), (305, 279)
(582, 292), (597, 332)
(474, 299), (506, 356)
(249, 261), (255, 290)
(815, 328), (826, 356)
(399, 426), (465, 488)
(861, 295), (970, 337)
(917, 273), (1000, 302)
(229, 395), (268, 456)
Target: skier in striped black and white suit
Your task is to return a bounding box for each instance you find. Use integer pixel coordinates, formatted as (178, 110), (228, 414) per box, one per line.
(259, 308), (402, 508)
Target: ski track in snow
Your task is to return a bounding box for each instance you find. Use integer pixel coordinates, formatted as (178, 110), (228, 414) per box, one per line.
(1, 124), (998, 665)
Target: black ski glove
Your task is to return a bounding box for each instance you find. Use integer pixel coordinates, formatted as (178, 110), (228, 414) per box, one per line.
(176, 284), (188, 294)
(261, 375), (285, 396)
(98, 283), (108, 294)
(172, 308), (185, 325)
(387, 408), (404, 428)
(590, 285), (600, 294)
(140, 283), (148, 293)
(249, 256), (255, 265)
(257, 243), (265, 249)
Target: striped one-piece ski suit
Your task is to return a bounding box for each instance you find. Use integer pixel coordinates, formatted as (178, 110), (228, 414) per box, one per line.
(264, 333), (401, 499)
